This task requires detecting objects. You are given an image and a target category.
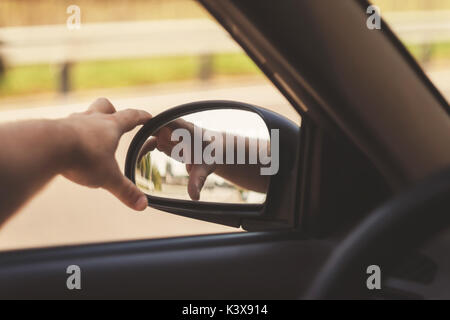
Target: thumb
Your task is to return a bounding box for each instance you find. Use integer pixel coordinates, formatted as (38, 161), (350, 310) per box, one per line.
(187, 165), (214, 201)
(138, 137), (157, 162)
(105, 169), (148, 211)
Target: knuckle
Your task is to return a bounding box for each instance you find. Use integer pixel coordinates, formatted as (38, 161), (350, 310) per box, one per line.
(95, 97), (116, 112)
(95, 97), (112, 106)
(125, 108), (139, 118)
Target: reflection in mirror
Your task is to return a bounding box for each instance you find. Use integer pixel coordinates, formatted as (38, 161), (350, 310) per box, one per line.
(135, 109), (274, 204)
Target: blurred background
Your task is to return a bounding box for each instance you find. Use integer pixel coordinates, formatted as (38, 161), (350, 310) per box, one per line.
(0, 0), (448, 250)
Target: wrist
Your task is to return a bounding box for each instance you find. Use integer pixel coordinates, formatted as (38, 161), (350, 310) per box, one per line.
(49, 118), (80, 172)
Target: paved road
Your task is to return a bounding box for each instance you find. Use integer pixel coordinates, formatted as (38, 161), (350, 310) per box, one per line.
(0, 80), (299, 251)
(0, 80), (299, 122)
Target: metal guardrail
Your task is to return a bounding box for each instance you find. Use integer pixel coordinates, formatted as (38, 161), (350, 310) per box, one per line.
(0, 11), (449, 93)
(385, 10), (450, 44)
(0, 19), (241, 66)
(0, 19), (242, 92)
(1, 11), (450, 66)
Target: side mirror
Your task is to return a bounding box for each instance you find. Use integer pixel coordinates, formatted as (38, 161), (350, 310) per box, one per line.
(125, 100), (300, 231)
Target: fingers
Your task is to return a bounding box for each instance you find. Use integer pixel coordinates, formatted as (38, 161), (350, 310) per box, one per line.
(88, 98), (152, 133)
(88, 97), (116, 114)
(138, 137), (157, 162)
(114, 108), (152, 134)
(105, 170), (148, 211)
(156, 126), (176, 156)
(187, 165), (214, 201)
(138, 123), (189, 162)
(166, 118), (194, 132)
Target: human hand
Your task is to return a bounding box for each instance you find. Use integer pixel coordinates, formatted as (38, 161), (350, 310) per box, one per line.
(61, 98), (152, 211)
(139, 119), (217, 201)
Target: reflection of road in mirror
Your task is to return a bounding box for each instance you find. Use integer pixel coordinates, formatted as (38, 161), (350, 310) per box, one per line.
(135, 109), (273, 204)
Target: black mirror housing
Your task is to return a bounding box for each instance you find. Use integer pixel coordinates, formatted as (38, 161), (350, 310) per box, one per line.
(125, 100), (301, 231)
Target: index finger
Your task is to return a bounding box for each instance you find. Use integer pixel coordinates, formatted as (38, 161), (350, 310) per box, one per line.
(114, 108), (152, 133)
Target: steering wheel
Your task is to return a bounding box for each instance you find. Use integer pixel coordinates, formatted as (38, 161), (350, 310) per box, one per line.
(306, 167), (450, 299)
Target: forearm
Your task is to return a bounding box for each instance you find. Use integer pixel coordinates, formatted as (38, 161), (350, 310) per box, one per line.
(214, 164), (268, 193)
(0, 119), (74, 224)
(214, 134), (270, 193)
(0, 99), (151, 226)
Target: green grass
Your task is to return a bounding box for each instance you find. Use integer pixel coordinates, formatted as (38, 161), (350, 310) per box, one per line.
(0, 42), (449, 98)
(406, 42), (450, 61)
(72, 56), (200, 90)
(214, 54), (260, 75)
(0, 53), (261, 98)
(0, 64), (56, 97)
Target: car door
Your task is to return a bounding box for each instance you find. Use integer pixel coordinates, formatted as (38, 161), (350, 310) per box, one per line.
(1, 0), (449, 300)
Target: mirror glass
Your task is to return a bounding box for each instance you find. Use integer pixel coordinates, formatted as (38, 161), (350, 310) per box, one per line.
(135, 109), (274, 204)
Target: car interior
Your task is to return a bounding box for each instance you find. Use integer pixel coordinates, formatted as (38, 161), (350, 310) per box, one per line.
(0, 0), (449, 300)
